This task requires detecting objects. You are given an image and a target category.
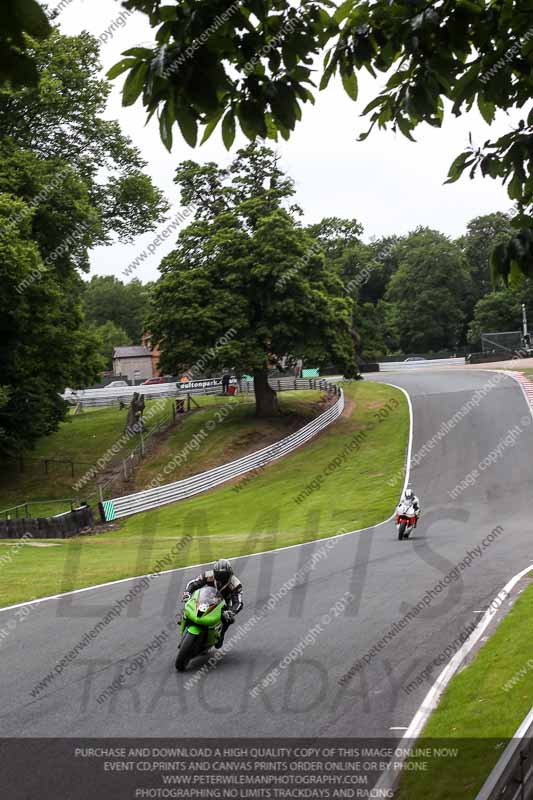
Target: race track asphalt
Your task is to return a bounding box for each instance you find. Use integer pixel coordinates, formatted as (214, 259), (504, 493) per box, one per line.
(1, 369), (532, 739)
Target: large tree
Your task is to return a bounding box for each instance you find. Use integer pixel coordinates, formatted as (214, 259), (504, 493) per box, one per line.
(0, 27), (168, 451)
(0, 195), (105, 452)
(308, 217), (367, 292)
(90, 321), (132, 371)
(307, 218), (398, 360)
(0, 30), (168, 241)
(352, 301), (388, 361)
(83, 276), (153, 342)
(460, 212), (515, 307)
(150, 144), (356, 415)
(385, 228), (471, 353)
(467, 281), (533, 350)
(109, 0), (533, 284)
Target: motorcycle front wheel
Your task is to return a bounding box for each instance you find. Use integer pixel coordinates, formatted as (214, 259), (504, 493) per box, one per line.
(398, 521), (406, 540)
(175, 630), (200, 671)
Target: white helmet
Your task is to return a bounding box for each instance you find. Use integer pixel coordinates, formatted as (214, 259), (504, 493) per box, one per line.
(404, 488), (414, 500)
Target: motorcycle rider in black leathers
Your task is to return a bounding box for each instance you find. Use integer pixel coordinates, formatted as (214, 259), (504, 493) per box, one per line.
(183, 559), (243, 648)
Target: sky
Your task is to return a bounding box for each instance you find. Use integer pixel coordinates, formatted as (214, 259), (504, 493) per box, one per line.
(54, 0), (516, 285)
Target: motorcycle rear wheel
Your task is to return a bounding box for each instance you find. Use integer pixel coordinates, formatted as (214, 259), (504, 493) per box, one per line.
(398, 521), (407, 540)
(176, 630), (200, 671)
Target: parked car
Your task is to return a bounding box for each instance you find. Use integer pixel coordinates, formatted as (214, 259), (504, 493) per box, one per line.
(142, 376), (165, 385)
(107, 380), (129, 388)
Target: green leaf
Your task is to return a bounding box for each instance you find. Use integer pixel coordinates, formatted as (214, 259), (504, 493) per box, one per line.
(264, 113), (279, 141)
(387, 69), (411, 90)
(452, 63), (480, 109)
(477, 94), (495, 124)
(333, 0), (353, 23)
(397, 116), (416, 141)
(508, 173), (522, 201)
(122, 62), (148, 106)
(107, 58), (139, 81)
(282, 42), (297, 71)
(292, 66), (313, 82)
(270, 83), (297, 130)
(158, 6), (178, 21)
(457, 0), (483, 12)
(341, 70), (358, 101)
(319, 60), (336, 91)
(362, 94), (385, 115)
(294, 83), (315, 105)
(175, 106), (198, 147)
(222, 110), (236, 149)
(268, 50), (281, 73)
(238, 100), (267, 140)
(122, 48), (154, 60)
(358, 120), (376, 141)
(444, 151), (471, 184)
(200, 109), (223, 144)
(159, 101), (174, 151)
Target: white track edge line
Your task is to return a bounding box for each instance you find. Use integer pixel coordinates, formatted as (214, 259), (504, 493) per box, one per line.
(375, 563), (533, 792)
(0, 382), (413, 615)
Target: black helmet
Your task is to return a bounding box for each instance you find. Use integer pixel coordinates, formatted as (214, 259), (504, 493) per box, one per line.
(213, 559), (233, 590)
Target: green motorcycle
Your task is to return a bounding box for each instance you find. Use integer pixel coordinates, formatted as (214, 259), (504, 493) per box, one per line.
(175, 585), (226, 671)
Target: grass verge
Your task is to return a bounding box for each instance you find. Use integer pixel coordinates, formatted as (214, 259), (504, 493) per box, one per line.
(0, 397), (175, 515)
(396, 577), (533, 800)
(0, 381), (408, 607)
(0, 392), (316, 516)
(127, 390), (322, 493)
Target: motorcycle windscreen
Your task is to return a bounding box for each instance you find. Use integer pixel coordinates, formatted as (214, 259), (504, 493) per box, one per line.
(196, 585), (221, 614)
(397, 503), (414, 515)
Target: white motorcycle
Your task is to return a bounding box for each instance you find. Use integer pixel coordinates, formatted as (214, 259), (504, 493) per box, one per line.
(395, 500), (417, 540)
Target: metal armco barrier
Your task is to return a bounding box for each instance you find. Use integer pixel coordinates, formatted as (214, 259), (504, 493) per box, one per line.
(476, 710), (533, 800)
(379, 357), (466, 371)
(99, 387), (344, 522)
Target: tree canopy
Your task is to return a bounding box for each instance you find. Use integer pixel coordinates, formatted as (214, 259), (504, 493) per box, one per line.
(384, 228), (471, 353)
(107, 0), (533, 284)
(82, 276), (153, 342)
(149, 144), (357, 415)
(0, 29), (169, 245)
(467, 281), (532, 350)
(460, 212), (515, 301)
(0, 194), (104, 452)
(0, 27), (168, 451)
(89, 320), (133, 370)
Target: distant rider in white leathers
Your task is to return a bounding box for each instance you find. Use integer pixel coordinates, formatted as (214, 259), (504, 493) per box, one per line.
(401, 487), (420, 527)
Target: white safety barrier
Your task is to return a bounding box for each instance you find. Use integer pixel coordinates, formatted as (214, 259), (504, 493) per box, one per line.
(379, 357), (466, 371)
(64, 376), (344, 408)
(100, 387), (344, 521)
(475, 707), (533, 799)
